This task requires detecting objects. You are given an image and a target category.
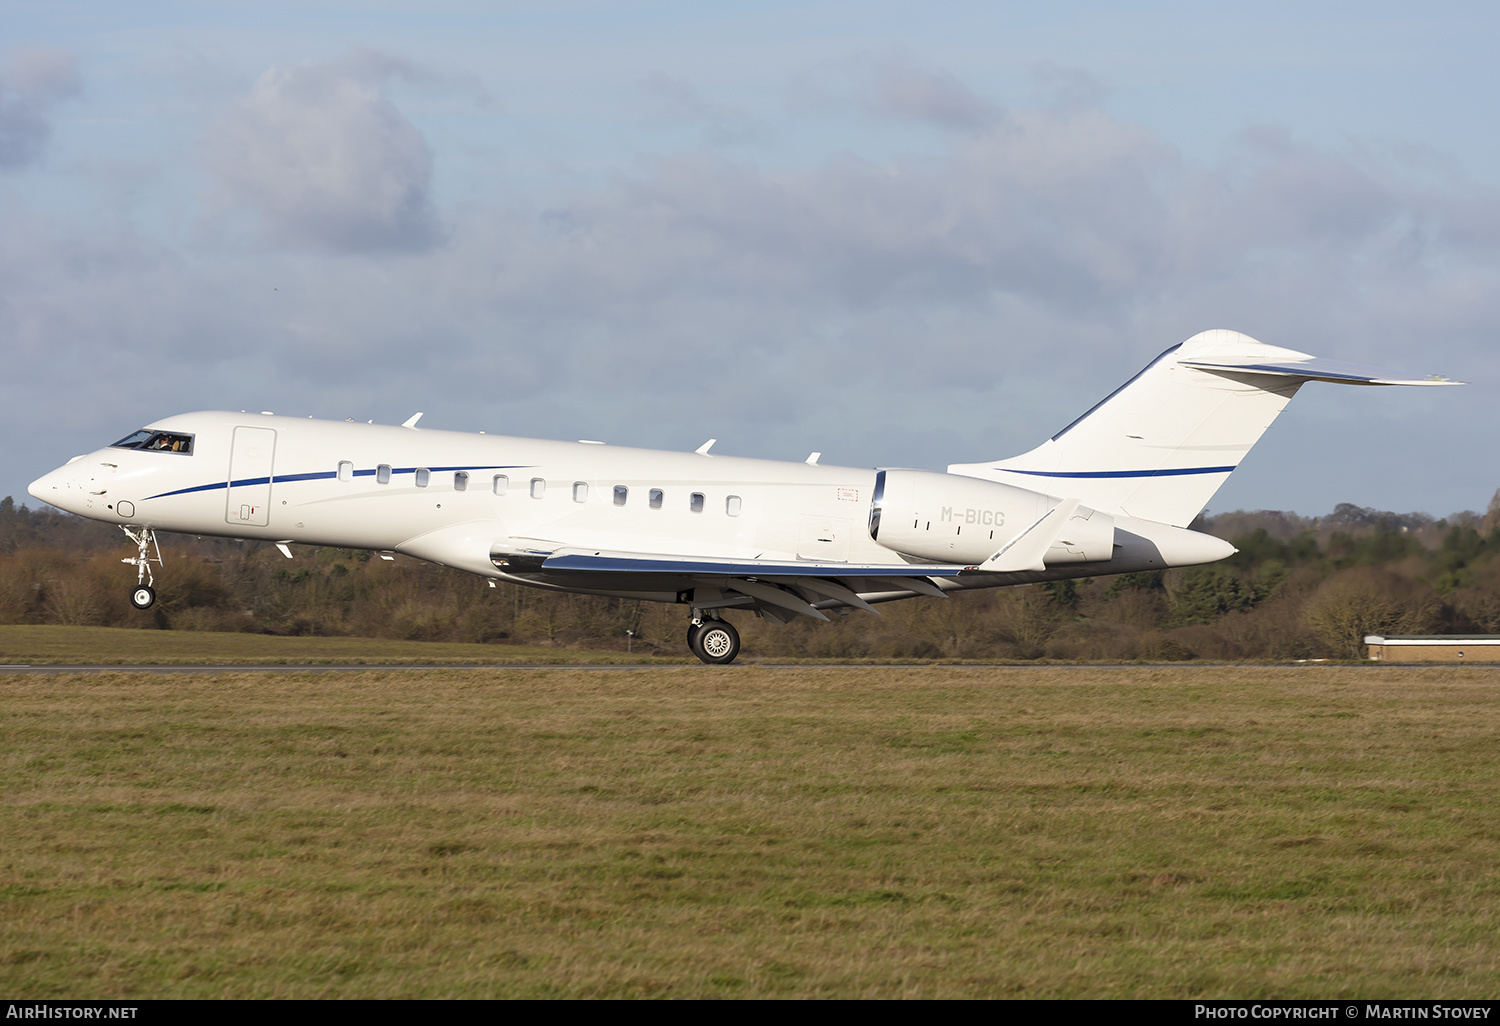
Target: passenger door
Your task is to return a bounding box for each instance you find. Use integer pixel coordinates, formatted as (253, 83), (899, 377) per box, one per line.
(226, 426), (276, 527)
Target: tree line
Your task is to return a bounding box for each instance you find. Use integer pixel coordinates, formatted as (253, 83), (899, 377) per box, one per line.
(4, 493), (1499, 660)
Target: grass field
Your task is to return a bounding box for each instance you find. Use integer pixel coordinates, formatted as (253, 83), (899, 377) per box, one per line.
(0, 624), (689, 665)
(3, 664), (1498, 998)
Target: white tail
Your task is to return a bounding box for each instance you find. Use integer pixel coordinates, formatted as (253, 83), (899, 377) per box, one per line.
(948, 329), (1460, 528)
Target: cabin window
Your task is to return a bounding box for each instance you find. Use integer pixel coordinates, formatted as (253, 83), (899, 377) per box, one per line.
(573, 481), (588, 503)
(649, 488), (663, 510)
(454, 471), (468, 492)
(613, 485), (628, 506)
(726, 495), (742, 517)
(690, 492), (705, 513)
(415, 468), (430, 488)
(530, 477), (546, 499)
(376, 464), (392, 485)
(338, 461), (354, 483)
(492, 474), (508, 495)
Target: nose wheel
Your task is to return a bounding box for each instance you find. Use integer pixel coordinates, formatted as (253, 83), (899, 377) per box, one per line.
(121, 526), (162, 610)
(687, 617), (740, 664)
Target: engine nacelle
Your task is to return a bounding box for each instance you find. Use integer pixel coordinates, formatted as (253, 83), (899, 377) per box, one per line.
(868, 469), (1115, 566)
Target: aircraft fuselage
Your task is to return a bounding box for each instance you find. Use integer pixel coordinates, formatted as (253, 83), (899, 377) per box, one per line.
(28, 410), (1229, 601)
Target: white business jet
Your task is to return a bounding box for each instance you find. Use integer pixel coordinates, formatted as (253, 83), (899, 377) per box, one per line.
(29, 330), (1458, 663)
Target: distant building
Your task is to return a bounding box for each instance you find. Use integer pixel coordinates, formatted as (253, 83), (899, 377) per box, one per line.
(1365, 635), (1500, 662)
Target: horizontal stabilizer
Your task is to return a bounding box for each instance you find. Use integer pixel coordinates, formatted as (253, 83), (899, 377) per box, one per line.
(1180, 356), (1463, 387)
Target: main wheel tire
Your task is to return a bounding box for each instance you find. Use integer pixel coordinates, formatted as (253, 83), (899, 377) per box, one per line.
(130, 585), (156, 610)
(686, 622), (705, 659)
(695, 620), (739, 664)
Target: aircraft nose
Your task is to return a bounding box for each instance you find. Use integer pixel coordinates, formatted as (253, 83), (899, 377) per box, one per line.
(29, 467), (60, 502)
(29, 464), (83, 513)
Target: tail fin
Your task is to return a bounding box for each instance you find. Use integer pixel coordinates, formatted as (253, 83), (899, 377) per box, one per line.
(948, 329), (1460, 528)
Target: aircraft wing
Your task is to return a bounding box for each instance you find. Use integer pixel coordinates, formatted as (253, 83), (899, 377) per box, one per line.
(541, 549), (967, 577)
(532, 548), (967, 622)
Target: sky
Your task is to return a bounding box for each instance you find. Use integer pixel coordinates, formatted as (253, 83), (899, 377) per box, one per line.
(3, 1), (1497, 520)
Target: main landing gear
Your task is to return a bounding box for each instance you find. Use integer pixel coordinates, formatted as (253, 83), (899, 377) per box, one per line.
(687, 615), (740, 665)
(121, 526), (162, 610)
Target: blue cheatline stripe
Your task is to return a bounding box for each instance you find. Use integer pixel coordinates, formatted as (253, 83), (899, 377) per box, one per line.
(147, 480), (231, 498)
(998, 465), (1237, 480)
(268, 471), (337, 484)
(145, 465), (528, 500)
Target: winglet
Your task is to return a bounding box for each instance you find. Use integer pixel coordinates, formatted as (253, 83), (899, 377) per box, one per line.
(695, 439), (716, 455)
(977, 499), (1081, 573)
(806, 452), (821, 465)
(402, 412), (424, 429)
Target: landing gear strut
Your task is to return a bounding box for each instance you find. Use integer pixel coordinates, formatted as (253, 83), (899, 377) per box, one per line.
(687, 615), (740, 665)
(121, 526), (162, 610)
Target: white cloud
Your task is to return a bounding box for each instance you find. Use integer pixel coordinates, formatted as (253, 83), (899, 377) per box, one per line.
(5, 59), (1496, 518)
(637, 73), (767, 146)
(0, 46), (79, 170)
(203, 51), (441, 252)
(792, 52), (1004, 131)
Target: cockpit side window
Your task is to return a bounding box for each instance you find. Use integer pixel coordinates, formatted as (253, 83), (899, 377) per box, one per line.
(110, 430), (154, 449)
(111, 430), (194, 454)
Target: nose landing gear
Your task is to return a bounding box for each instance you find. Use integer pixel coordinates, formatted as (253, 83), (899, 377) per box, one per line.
(121, 526), (162, 610)
(687, 615), (740, 665)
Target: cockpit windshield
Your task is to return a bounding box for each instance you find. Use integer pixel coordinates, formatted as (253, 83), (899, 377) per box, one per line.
(110, 430), (194, 455)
